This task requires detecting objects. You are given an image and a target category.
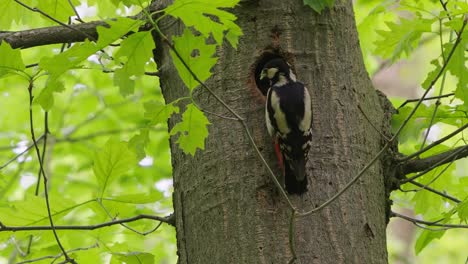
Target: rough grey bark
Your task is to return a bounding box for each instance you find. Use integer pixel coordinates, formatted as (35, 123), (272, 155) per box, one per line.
(155, 0), (391, 263)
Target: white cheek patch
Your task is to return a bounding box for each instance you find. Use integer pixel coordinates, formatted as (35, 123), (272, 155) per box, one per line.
(271, 91), (290, 134)
(299, 87), (312, 132)
(267, 68), (278, 79)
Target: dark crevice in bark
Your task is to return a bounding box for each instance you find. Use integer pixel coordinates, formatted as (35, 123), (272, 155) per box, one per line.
(375, 90), (399, 223)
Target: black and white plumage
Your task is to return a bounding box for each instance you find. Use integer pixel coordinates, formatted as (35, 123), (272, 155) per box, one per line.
(260, 58), (312, 195)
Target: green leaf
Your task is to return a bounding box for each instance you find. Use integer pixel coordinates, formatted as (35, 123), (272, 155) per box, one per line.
(164, 0), (242, 47)
(421, 59), (442, 90)
(457, 198), (468, 222)
(0, 41), (25, 78)
(303, 0), (335, 13)
(0, 195), (78, 226)
(113, 68), (135, 96)
(128, 129), (150, 160)
(113, 31), (155, 96)
(39, 40), (96, 79)
(112, 0), (151, 7)
(444, 39), (467, 109)
(170, 28), (218, 91)
(37, 0), (78, 23)
(105, 191), (162, 204)
(374, 17), (434, 61)
(144, 100), (180, 125)
(113, 252), (155, 264)
(0, 0), (26, 28)
(93, 138), (137, 197)
(40, 18), (143, 80)
(95, 18), (143, 48)
(34, 78), (65, 110)
(114, 32), (155, 75)
(414, 228), (446, 254)
(392, 104), (462, 144)
(170, 103), (210, 155)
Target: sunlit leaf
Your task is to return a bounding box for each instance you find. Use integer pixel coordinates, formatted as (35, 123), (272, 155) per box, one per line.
(40, 18), (143, 80)
(170, 103), (210, 155)
(0, 195), (78, 226)
(392, 104), (462, 144)
(93, 138), (137, 197)
(374, 17), (434, 61)
(128, 129), (150, 160)
(113, 252), (155, 264)
(170, 28), (218, 91)
(35, 78), (65, 110)
(0, 41), (25, 78)
(457, 198), (468, 222)
(113, 31), (155, 96)
(144, 100), (180, 125)
(164, 0), (242, 47)
(37, 0), (78, 22)
(0, 0), (26, 28)
(105, 191), (162, 204)
(415, 227), (446, 254)
(444, 39), (467, 109)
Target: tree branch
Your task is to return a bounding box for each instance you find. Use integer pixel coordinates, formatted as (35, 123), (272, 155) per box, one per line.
(400, 123), (468, 162)
(0, 213), (175, 232)
(0, 20), (107, 49)
(397, 93), (455, 109)
(0, 1), (167, 49)
(402, 145), (468, 175)
(391, 211), (468, 229)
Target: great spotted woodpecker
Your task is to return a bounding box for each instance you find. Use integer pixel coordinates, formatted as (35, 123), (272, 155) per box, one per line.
(260, 58), (312, 195)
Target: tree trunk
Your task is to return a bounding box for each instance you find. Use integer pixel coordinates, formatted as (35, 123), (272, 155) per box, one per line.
(156, 0), (392, 263)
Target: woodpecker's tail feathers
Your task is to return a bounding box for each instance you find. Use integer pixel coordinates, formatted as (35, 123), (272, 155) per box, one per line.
(284, 157), (308, 195)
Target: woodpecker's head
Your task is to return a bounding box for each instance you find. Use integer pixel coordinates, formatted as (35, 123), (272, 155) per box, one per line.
(259, 58), (296, 86)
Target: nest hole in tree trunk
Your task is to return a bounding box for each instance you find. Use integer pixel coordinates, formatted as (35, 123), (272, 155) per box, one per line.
(251, 49), (296, 96)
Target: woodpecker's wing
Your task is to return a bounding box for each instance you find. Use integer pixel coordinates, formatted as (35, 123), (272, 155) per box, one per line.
(265, 88), (276, 137)
(266, 81), (312, 194)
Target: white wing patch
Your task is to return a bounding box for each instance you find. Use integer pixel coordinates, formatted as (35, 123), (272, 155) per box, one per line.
(299, 87), (312, 132)
(265, 89), (275, 137)
(271, 91), (290, 134)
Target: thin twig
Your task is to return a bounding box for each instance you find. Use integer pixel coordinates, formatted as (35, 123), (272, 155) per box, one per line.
(0, 214), (175, 232)
(288, 209), (297, 264)
(102, 69), (160, 76)
(401, 124), (468, 161)
(67, 0), (83, 23)
(298, 144), (390, 217)
(0, 135), (44, 169)
(397, 93), (454, 109)
(392, 211), (468, 229)
(96, 201), (165, 235)
(407, 180), (461, 203)
(406, 156), (454, 191)
(13, 0), (96, 41)
(418, 24), (451, 153)
(16, 244), (99, 264)
(357, 104), (390, 141)
(27, 81), (74, 263)
(35, 112), (50, 195)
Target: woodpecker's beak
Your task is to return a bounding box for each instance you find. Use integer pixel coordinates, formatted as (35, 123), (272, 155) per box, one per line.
(260, 69), (267, 80)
